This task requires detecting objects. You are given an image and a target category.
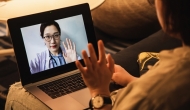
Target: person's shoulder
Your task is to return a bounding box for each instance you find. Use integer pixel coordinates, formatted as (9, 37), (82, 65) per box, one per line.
(159, 46), (190, 61)
(36, 49), (49, 57)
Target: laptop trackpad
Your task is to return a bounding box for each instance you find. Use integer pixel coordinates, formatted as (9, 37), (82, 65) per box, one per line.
(69, 88), (91, 107)
(45, 95), (85, 109)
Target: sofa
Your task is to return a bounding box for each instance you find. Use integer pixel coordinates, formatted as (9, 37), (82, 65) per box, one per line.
(3, 0), (182, 109)
(91, 0), (182, 77)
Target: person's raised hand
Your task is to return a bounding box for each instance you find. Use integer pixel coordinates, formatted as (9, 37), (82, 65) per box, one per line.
(75, 40), (114, 97)
(112, 64), (137, 86)
(62, 38), (77, 63)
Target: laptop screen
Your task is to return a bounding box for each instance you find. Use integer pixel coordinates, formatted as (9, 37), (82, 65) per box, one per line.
(8, 3), (97, 85)
(20, 14), (89, 74)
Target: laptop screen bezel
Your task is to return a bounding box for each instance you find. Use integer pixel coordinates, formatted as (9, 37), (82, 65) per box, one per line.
(7, 3), (98, 86)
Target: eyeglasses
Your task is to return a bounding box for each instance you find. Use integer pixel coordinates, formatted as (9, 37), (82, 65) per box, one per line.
(148, 0), (155, 5)
(43, 33), (60, 42)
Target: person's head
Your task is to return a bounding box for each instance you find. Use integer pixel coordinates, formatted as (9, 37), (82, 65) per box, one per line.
(149, 0), (190, 46)
(40, 21), (61, 55)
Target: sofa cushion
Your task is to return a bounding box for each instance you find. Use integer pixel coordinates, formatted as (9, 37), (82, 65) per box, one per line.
(91, 0), (161, 40)
(111, 30), (182, 77)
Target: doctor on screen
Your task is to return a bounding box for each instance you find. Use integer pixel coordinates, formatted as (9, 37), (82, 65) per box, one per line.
(30, 21), (81, 74)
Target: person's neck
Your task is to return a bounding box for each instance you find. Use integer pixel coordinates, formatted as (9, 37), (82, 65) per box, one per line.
(172, 35), (186, 47)
(52, 53), (58, 56)
(182, 42), (186, 47)
(51, 51), (59, 56)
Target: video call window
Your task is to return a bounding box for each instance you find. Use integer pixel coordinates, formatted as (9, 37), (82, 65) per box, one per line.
(21, 15), (89, 74)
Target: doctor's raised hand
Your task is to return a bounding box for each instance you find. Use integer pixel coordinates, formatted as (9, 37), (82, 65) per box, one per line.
(62, 38), (77, 63)
(75, 40), (115, 98)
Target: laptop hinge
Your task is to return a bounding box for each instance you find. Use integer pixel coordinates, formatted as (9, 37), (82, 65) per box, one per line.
(24, 69), (80, 88)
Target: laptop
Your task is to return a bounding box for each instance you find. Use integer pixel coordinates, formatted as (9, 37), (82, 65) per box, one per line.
(7, 3), (98, 110)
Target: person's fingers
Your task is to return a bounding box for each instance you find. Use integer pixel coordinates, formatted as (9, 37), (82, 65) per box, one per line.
(98, 40), (106, 64)
(105, 54), (109, 63)
(75, 60), (85, 74)
(62, 41), (67, 50)
(63, 52), (67, 57)
(69, 39), (73, 50)
(66, 38), (71, 49)
(81, 50), (92, 70)
(107, 54), (115, 73)
(73, 42), (76, 51)
(88, 43), (98, 68)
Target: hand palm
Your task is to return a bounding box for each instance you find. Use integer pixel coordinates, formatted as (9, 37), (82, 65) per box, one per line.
(64, 48), (77, 63)
(112, 65), (134, 86)
(62, 38), (77, 63)
(75, 40), (115, 97)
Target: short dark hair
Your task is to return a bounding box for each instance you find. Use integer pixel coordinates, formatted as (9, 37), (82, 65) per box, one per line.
(160, 0), (190, 46)
(40, 21), (61, 38)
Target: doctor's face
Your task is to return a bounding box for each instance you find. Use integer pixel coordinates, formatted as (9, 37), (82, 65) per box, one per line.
(43, 25), (60, 55)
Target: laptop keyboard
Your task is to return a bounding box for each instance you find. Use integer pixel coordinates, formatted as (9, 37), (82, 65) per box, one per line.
(38, 73), (86, 99)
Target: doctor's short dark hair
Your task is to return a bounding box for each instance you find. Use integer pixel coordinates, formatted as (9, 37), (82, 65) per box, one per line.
(158, 0), (190, 46)
(40, 21), (61, 38)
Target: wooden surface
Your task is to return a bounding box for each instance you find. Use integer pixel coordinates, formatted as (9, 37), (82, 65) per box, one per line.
(0, 48), (14, 57)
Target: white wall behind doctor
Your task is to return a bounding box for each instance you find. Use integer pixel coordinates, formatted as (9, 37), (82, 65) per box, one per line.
(21, 15), (88, 64)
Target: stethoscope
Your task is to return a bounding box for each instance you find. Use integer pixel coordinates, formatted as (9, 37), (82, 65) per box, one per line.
(49, 47), (66, 68)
